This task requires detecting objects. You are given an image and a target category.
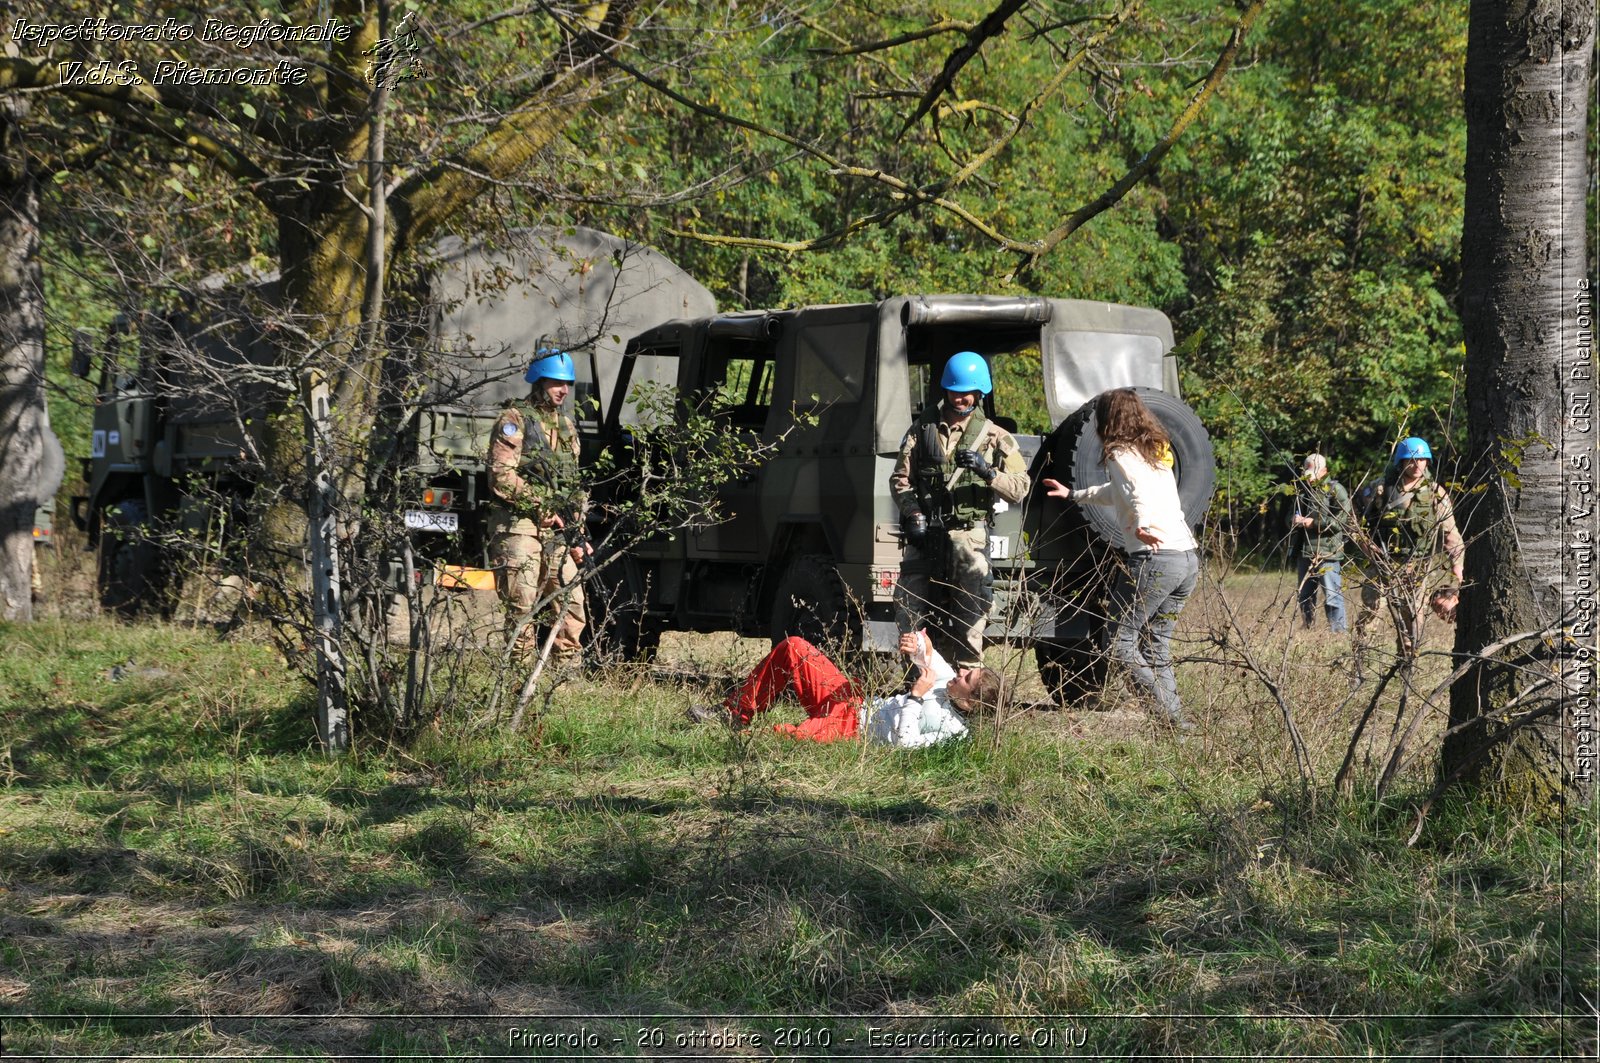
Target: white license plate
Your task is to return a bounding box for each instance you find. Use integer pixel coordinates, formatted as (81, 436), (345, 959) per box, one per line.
(404, 509), (458, 533)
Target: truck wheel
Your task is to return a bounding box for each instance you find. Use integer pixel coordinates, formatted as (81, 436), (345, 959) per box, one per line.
(771, 554), (859, 651)
(99, 499), (163, 616)
(604, 607), (663, 663)
(589, 557), (663, 662)
(1035, 639), (1106, 707)
(1056, 387), (1216, 545)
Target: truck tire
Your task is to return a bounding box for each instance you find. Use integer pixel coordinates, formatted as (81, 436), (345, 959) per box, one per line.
(1035, 638), (1106, 707)
(770, 554), (859, 651)
(99, 499), (163, 616)
(589, 556), (663, 663)
(1056, 387), (1216, 546)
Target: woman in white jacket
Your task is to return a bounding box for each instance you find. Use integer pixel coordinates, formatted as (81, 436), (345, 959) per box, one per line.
(1042, 389), (1199, 731)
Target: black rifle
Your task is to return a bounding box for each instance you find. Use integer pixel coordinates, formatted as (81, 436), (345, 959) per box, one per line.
(521, 413), (592, 560)
(911, 422), (954, 583)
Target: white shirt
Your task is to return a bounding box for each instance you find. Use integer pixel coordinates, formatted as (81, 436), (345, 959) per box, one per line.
(1073, 445), (1197, 554)
(859, 647), (969, 747)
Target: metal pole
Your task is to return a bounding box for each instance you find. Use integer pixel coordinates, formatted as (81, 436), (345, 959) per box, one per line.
(302, 368), (349, 753)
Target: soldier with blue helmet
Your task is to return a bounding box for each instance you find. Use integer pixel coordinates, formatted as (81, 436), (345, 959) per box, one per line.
(487, 346), (592, 666)
(889, 351), (1030, 668)
(1353, 435), (1464, 655)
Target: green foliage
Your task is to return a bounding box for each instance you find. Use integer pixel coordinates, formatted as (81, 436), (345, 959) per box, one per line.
(28, 0), (1476, 533)
(571, 1), (1192, 309)
(1156, 0), (1467, 505)
(555, 0), (1470, 520)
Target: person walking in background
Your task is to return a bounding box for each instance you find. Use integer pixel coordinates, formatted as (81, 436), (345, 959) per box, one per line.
(889, 351), (1030, 668)
(487, 346), (593, 667)
(1287, 452), (1354, 633)
(1041, 389), (1200, 732)
(686, 629), (1002, 746)
(1353, 435), (1465, 656)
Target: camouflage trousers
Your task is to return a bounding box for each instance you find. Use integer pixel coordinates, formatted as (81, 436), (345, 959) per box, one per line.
(894, 524), (991, 668)
(1353, 557), (1446, 659)
(491, 522), (586, 665)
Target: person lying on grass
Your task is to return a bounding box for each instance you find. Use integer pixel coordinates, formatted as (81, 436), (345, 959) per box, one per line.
(685, 630), (1003, 746)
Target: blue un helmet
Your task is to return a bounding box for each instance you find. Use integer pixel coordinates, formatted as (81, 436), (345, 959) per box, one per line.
(525, 346), (576, 384)
(940, 351), (992, 396)
(1392, 436), (1433, 465)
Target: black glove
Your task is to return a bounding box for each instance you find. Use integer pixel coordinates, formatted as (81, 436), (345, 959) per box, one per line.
(901, 510), (928, 545)
(954, 448), (996, 482)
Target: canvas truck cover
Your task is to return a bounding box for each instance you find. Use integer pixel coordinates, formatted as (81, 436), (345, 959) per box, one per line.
(421, 227), (717, 414)
(1039, 301), (1175, 420)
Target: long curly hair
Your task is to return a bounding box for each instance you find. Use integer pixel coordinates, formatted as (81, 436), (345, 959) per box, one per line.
(1094, 388), (1170, 467)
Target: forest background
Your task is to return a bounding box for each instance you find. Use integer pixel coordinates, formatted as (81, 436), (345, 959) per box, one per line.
(30, 0), (1562, 530)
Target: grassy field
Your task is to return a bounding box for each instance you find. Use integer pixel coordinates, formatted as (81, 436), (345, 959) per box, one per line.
(0, 571), (1594, 1061)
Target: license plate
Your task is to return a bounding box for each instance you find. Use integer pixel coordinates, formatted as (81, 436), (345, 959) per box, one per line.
(404, 509), (458, 533)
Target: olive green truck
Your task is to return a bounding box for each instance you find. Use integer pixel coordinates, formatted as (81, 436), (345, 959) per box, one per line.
(72, 230), (1213, 702)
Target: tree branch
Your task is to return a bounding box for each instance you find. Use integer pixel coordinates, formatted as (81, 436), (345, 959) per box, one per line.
(637, 0), (1137, 256)
(899, 0), (1032, 137)
(808, 19), (977, 57)
(1012, 0), (1265, 279)
(393, 0), (637, 245)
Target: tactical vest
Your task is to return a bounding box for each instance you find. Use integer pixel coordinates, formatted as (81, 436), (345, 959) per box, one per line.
(516, 402), (583, 512)
(912, 406), (995, 526)
(1372, 476), (1442, 560)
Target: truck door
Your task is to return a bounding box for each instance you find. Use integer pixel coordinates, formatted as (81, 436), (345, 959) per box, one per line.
(685, 335), (775, 560)
(87, 325), (153, 504)
(1038, 300), (1175, 422)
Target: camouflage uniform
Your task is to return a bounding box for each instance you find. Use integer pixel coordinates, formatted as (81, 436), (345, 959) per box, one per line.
(487, 400), (588, 663)
(890, 405), (1029, 667)
(1354, 472), (1464, 655)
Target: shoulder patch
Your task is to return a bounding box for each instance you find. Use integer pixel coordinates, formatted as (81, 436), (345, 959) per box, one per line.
(500, 421), (520, 438)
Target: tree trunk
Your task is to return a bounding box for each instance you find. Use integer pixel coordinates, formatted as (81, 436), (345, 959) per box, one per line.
(0, 93), (45, 622)
(1447, 0), (1595, 807)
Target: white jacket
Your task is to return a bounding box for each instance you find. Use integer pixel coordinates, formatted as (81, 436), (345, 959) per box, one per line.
(860, 647), (969, 747)
(1073, 445), (1197, 554)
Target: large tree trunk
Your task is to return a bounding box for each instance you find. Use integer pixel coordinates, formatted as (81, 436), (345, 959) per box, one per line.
(1447, 0), (1595, 806)
(0, 93), (46, 622)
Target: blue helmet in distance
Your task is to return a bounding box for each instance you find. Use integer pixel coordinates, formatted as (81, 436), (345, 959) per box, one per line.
(525, 346), (575, 384)
(940, 351), (992, 396)
(1392, 436), (1433, 463)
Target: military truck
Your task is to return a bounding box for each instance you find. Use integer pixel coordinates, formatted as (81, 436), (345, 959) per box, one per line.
(585, 295), (1215, 702)
(70, 227), (716, 609)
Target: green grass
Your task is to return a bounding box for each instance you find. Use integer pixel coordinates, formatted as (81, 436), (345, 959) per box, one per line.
(0, 609), (1593, 1061)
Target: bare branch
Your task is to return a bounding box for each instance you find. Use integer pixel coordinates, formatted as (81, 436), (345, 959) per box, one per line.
(1012, 0), (1265, 279)
(396, 0), (638, 244)
(898, 0), (1032, 137)
(808, 19), (977, 57)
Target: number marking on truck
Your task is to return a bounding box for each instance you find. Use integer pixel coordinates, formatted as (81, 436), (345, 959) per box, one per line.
(404, 509), (459, 533)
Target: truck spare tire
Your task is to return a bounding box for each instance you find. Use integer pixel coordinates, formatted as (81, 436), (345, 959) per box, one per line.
(1049, 387), (1216, 547)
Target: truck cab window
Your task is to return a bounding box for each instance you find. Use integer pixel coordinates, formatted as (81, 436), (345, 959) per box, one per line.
(698, 348), (773, 431)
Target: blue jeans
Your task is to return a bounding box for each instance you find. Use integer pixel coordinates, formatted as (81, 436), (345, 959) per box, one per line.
(1295, 556), (1346, 633)
(1107, 549), (1199, 725)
